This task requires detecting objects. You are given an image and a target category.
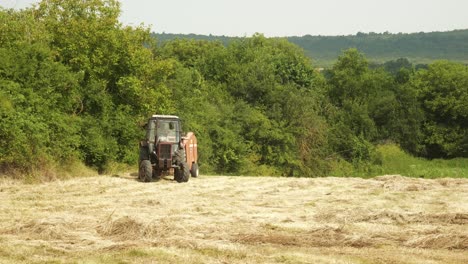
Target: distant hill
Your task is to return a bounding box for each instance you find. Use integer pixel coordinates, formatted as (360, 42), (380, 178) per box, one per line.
(153, 30), (468, 67)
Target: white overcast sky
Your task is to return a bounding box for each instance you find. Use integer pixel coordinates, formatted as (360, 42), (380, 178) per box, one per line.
(3, 0), (468, 36)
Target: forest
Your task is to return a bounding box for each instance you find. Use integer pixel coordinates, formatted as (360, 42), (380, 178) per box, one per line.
(1, 0), (467, 179)
(156, 30), (468, 67)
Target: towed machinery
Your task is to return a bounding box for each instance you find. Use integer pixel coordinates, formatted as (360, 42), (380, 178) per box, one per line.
(139, 115), (198, 183)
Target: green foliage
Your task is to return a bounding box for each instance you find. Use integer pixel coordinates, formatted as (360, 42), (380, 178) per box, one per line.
(410, 61), (468, 158)
(326, 49), (381, 168)
(382, 58), (413, 76)
(156, 30), (468, 67)
(0, 33), (81, 173)
(158, 34), (330, 176)
(329, 144), (468, 178)
(0, 1), (174, 176)
(375, 144), (468, 178)
(1, 1), (467, 179)
(291, 30), (468, 66)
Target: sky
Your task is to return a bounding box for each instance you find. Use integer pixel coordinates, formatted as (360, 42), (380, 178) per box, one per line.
(2, 0), (468, 37)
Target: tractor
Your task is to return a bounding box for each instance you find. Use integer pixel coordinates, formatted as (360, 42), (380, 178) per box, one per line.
(138, 115), (198, 182)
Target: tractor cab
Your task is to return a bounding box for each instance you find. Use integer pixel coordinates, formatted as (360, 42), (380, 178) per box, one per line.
(145, 115), (181, 156)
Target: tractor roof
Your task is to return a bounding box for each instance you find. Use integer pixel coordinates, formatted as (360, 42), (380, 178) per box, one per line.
(151, 115), (180, 120)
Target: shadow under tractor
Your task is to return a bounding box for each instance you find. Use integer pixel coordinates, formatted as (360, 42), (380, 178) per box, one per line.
(139, 115), (198, 182)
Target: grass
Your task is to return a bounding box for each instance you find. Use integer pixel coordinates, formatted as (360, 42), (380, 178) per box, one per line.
(376, 144), (468, 178)
(0, 157), (98, 184)
(330, 144), (468, 178)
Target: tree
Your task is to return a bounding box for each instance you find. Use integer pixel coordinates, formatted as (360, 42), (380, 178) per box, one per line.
(411, 61), (468, 158)
(0, 25), (81, 172)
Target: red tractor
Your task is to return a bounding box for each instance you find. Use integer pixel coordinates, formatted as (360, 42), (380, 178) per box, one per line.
(138, 115), (198, 182)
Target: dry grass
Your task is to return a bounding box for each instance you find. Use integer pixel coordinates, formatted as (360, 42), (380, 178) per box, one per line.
(0, 174), (467, 263)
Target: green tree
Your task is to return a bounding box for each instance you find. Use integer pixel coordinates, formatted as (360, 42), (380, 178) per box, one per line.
(0, 31), (80, 172)
(33, 0), (176, 170)
(411, 61), (468, 158)
(160, 34), (329, 176)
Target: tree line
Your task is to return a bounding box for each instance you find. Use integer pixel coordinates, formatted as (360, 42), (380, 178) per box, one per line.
(1, 0), (467, 178)
(156, 29), (468, 67)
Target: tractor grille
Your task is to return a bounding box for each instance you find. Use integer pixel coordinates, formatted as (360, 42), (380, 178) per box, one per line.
(159, 143), (172, 160)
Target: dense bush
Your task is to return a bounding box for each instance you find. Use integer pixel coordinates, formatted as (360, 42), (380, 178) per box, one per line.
(1, 1), (467, 178)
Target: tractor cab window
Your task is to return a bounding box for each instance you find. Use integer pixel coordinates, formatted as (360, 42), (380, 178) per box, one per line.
(156, 120), (178, 143)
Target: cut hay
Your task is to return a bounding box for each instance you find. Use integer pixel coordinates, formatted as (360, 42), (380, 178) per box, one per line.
(0, 175), (467, 263)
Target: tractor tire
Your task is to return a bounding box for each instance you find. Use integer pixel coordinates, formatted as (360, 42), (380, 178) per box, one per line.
(174, 148), (190, 183)
(190, 163), (199, 178)
(174, 160), (190, 183)
(139, 160), (152, 182)
(139, 146), (149, 162)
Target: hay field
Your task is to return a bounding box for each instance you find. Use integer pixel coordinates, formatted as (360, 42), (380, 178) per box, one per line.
(0, 174), (467, 263)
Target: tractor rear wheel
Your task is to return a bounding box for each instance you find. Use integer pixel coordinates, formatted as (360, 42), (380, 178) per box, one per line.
(190, 163), (199, 178)
(139, 160), (152, 182)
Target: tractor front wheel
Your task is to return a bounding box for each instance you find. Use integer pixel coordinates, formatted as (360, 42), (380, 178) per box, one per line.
(174, 148), (190, 183)
(139, 160), (152, 182)
(174, 160), (190, 183)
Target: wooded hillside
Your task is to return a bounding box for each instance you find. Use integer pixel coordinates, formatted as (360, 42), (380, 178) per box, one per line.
(155, 30), (468, 67)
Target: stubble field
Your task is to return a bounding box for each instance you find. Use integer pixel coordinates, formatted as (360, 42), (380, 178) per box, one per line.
(0, 174), (467, 263)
